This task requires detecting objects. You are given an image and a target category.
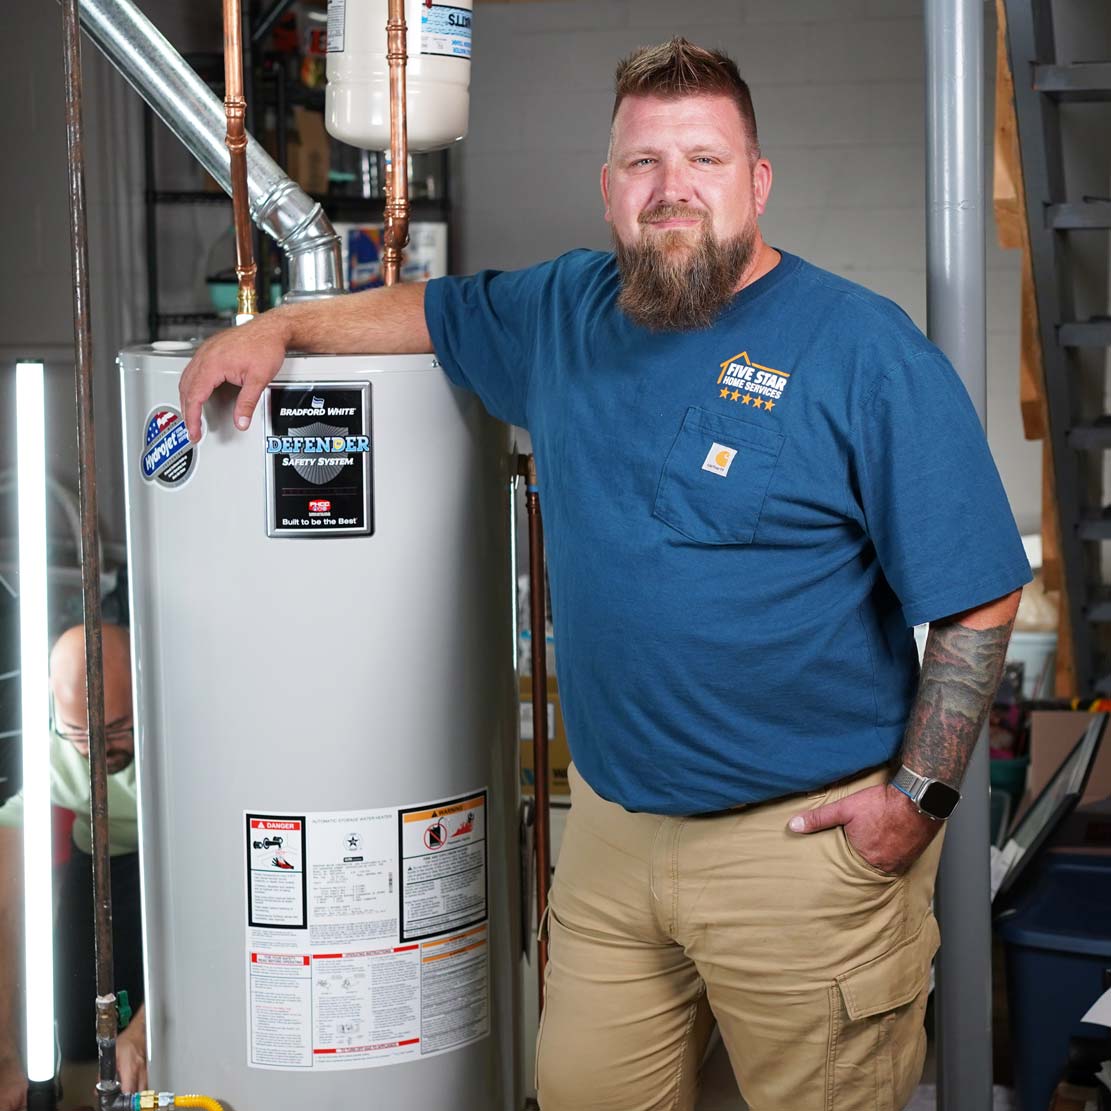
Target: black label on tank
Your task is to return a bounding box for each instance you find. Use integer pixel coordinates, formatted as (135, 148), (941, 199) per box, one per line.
(264, 382), (373, 538)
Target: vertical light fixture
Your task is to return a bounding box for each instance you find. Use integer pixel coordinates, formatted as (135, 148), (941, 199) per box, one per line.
(16, 359), (55, 1095)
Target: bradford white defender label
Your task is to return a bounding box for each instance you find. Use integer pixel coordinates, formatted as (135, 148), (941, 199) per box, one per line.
(264, 383), (373, 538)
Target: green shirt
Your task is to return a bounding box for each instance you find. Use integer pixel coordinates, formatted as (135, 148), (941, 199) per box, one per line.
(0, 730), (138, 856)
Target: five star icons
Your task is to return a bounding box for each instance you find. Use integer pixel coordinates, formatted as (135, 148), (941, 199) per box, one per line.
(718, 389), (777, 413)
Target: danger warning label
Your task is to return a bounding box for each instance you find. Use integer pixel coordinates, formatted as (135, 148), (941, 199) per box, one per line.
(246, 816), (307, 929)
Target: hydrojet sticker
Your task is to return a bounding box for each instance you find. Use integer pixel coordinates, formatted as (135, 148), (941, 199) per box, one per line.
(141, 406), (195, 488)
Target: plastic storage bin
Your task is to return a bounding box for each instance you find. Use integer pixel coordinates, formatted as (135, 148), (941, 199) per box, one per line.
(996, 853), (1111, 1111)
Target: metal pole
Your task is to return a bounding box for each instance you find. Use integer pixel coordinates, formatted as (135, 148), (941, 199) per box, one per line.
(520, 455), (552, 1016)
(925, 0), (993, 1107)
(60, 0), (120, 1105)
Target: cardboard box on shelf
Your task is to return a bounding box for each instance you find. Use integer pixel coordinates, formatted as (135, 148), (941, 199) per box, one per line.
(287, 106), (330, 196)
(1020, 710), (1111, 817)
(519, 675), (571, 798)
(332, 221), (448, 290)
(205, 107), (330, 197)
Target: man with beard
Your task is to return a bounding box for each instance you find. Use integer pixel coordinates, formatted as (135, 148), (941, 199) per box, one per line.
(180, 38), (1029, 1110)
(0, 624), (147, 1108)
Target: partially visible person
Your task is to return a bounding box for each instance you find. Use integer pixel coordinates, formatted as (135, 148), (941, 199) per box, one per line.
(0, 624), (147, 1111)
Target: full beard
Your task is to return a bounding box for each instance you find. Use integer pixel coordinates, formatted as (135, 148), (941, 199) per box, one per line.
(614, 207), (758, 332)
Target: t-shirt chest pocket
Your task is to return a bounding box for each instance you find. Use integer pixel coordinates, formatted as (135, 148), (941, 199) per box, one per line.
(653, 407), (785, 545)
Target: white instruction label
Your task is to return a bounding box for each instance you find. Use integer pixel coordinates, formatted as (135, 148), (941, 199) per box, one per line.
(421, 4), (472, 59)
(244, 790), (488, 1071)
(249, 954), (312, 1068)
(326, 0), (345, 52)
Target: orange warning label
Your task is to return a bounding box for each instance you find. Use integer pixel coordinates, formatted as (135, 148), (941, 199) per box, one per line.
(401, 794), (486, 824)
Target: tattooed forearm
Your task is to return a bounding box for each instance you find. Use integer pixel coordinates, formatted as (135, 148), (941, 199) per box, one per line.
(899, 614), (1016, 786)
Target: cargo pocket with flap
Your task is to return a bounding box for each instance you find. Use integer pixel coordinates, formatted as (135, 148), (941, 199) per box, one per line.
(828, 912), (940, 1108)
(653, 407), (785, 545)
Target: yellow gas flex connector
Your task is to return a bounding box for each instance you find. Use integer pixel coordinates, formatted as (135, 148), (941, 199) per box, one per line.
(133, 1094), (222, 1111)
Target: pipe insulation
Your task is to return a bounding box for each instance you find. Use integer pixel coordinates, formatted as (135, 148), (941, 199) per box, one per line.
(77, 0), (343, 300)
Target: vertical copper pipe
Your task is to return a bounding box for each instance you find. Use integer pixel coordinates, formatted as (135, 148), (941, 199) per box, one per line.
(60, 0), (117, 1101)
(223, 0), (257, 317)
(523, 455), (551, 1016)
(382, 0), (411, 286)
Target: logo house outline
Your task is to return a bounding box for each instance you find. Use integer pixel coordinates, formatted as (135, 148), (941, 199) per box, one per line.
(717, 351), (792, 385)
(716, 351), (792, 410)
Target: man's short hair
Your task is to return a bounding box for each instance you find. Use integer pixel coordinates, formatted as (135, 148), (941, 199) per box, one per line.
(611, 38), (760, 160)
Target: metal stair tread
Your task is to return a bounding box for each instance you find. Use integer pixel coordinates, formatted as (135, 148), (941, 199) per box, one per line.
(1060, 318), (1111, 347)
(1078, 509), (1111, 539)
(1035, 62), (1111, 100)
(1047, 201), (1111, 229)
(1068, 417), (1111, 449)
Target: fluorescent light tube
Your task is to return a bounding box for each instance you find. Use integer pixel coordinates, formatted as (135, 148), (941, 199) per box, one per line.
(16, 360), (54, 1083)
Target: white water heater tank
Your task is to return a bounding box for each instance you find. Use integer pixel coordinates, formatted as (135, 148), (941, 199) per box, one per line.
(119, 345), (520, 1110)
(326, 0), (473, 151)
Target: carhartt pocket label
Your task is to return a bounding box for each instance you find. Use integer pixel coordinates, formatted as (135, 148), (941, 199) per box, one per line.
(702, 442), (737, 477)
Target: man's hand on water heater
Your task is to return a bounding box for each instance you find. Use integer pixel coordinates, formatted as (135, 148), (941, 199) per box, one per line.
(178, 309), (291, 443)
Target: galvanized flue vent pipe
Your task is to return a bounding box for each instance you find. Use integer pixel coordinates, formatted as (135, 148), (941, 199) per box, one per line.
(77, 0), (343, 301)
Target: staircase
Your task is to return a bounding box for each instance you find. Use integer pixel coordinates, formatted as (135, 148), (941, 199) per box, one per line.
(1003, 0), (1111, 693)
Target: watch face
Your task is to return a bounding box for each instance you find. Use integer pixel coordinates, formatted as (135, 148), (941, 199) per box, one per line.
(920, 780), (960, 819)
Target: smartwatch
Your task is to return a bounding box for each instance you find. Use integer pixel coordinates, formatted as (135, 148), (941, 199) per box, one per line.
(890, 764), (961, 820)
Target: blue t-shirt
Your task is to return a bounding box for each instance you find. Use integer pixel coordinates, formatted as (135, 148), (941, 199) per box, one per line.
(425, 249), (1031, 815)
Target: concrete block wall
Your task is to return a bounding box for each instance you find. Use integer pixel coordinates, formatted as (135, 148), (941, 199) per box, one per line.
(458, 0), (1042, 533)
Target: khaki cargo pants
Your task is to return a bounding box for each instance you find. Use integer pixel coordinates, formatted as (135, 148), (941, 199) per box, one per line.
(535, 764), (944, 1111)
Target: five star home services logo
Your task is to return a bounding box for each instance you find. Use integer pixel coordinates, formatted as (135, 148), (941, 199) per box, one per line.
(716, 351), (790, 411)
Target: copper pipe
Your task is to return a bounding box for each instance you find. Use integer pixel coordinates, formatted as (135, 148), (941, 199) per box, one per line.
(60, 0), (117, 1102)
(223, 0), (257, 317)
(521, 455), (551, 1016)
(382, 0), (411, 286)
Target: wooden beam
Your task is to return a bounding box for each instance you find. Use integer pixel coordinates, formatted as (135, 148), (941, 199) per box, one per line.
(1019, 261), (1047, 441)
(993, 0), (1024, 250)
(994, 0), (1076, 697)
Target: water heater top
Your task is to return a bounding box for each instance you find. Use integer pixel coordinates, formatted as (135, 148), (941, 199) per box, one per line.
(119, 343), (443, 378)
